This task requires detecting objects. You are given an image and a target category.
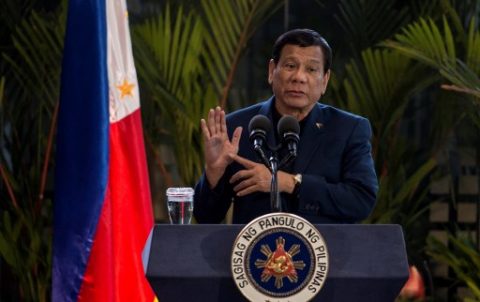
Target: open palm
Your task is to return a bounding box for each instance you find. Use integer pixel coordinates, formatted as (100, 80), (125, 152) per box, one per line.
(201, 107), (242, 187)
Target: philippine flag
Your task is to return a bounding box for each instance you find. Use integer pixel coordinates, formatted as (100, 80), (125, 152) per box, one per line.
(52, 0), (155, 301)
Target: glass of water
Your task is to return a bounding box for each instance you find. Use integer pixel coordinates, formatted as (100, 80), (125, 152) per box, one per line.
(166, 187), (194, 224)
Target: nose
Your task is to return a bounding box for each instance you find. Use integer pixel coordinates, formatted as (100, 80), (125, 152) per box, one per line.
(291, 67), (307, 83)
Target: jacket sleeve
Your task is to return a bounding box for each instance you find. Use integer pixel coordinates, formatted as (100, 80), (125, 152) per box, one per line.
(297, 118), (378, 222)
(193, 167), (235, 223)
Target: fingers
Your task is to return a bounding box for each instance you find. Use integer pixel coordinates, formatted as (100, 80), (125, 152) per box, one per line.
(230, 153), (256, 169)
(229, 164), (271, 196)
(205, 107), (227, 137)
(229, 169), (252, 184)
(221, 110), (228, 134)
(231, 126), (242, 149)
(200, 119), (210, 140)
(214, 107), (221, 134)
(234, 181), (260, 196)
(231, 176), (270, 196)
(230, 170), (256, 196)
(207, 108), (215, 134)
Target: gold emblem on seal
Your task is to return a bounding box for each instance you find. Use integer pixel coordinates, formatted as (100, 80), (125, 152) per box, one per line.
(254, 236), (306, 289)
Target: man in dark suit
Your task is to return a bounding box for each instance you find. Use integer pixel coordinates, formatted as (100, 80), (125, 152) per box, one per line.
(194, 28), (378, 224)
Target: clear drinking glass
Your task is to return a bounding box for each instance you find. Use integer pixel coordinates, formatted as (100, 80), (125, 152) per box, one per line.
(166, 187), (194, 224)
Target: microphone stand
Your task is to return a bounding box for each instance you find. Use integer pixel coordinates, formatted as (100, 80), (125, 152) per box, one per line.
(270, 148), (298, 212)
(269, 153), (282, 212)
(249, 115), (299, 213)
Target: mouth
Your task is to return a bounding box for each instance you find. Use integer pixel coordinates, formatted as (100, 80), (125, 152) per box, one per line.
(285, 90), (306, 97)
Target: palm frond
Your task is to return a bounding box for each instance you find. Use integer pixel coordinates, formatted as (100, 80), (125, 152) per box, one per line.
(0, 2), (64, 300)
(407, 0), (442, 19)
(384, 15), (480, 100)
(2, 9), (65, 109)
(466, 18), (480, 74)
(337, 47), (438, 250)
(334, 0), (409, 51)
(391, 158), (436, 205)
(428, 232), (480, 299)
(367, 143), (436, 225)
(133, 1), (281, 184)
(133, 3), (211, 185)
(386, 17), (456, 67)
(134, 4), (204, 102)
(440, 60), (480, 98)
(200, 0), (282, 107)
(1, 1), (64, 201)
(340, 48), (434, 145)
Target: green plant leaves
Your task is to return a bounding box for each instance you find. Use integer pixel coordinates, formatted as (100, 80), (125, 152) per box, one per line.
(0, 1), (62, 300)
(335, 0), (409, 51)
(381, 8), (480, 298)
(334, 45), (439, 266)
(385, 17), (455, 66)
(133, 3), (212, 185)
(200, 0), (282, 107)
(0, 211), (18, 267)
(384, 15), (480, 100)
(428, 232), (480, 299)
(132, 1), (281, 185)
(340, 48), (435, 158)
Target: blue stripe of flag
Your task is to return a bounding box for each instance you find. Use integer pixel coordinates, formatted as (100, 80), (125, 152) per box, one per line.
(53, 0), (109, 300)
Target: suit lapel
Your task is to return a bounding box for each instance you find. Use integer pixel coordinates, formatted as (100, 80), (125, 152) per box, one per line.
(294, 103), (327, 173)
(257, 98), (328, 173)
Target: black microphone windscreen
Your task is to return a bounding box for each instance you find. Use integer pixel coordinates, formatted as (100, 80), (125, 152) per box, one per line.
(248, 115), (272, 133)
(277, 115), (300, 137)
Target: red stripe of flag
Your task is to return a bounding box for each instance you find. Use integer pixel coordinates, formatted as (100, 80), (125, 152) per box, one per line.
(78, 111), (154, 301)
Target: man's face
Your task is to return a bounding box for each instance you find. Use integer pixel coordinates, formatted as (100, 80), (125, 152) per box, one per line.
(268, 44), (330, 119)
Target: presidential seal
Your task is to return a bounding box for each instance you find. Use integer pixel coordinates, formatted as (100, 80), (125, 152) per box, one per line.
(231, 213), (329, 302)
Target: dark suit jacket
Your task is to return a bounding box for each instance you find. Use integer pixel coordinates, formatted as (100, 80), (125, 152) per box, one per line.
(194, 97), (378, 224)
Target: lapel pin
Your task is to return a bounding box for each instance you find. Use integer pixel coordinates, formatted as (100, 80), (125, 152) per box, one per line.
(316, 122), (323, 129)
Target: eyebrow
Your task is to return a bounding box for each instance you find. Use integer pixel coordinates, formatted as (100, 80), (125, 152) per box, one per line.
(282, 56), (322, 65)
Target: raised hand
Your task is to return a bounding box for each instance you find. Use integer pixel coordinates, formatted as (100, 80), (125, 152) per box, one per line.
(201, 107), (242, 188)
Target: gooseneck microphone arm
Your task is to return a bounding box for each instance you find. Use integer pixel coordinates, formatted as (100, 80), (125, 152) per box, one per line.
(269, 154), (282, 212)
(248, 114), (301, 213)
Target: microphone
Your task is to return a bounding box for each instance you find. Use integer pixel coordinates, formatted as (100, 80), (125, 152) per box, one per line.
(278, 115), (300, 157)
(248, 115), (272, 169)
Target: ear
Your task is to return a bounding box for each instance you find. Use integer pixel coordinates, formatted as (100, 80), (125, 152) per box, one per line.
(268, 59), (275, 85)
(321, 69), (331, 94)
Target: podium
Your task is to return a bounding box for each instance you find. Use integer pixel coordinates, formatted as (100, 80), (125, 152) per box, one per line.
(143, 224), (409, 301)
